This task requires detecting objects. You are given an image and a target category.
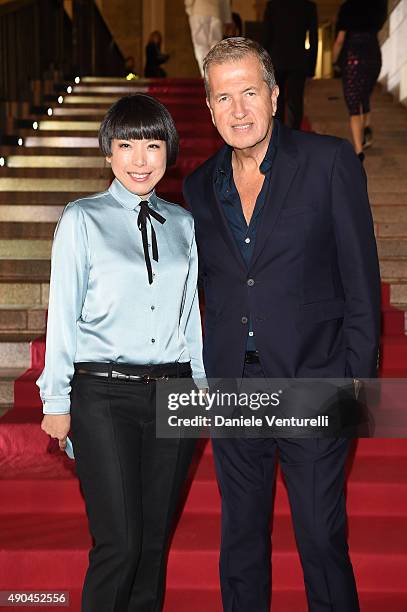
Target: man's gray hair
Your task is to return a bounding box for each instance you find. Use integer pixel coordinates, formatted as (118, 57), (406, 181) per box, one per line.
(203, 37), (277, 99)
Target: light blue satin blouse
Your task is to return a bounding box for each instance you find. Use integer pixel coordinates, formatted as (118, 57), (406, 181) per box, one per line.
(37, 178), (206, 414)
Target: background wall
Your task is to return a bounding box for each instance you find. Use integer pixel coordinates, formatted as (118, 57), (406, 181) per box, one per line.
(96, 0), (143, 71)
(165, 0), (200, 77)
(380, 0), (407, 104)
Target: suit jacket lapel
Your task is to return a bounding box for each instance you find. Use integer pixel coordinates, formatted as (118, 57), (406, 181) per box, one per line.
(250, 127), (299, 270)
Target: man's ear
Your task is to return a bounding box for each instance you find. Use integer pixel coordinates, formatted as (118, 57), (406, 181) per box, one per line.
(206, 97), (216, 126)
(271, 85), (279, 117)
(106, 156), (112, 164)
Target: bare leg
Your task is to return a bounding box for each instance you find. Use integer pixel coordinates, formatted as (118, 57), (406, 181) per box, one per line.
(363, 112), (371, 128)
(350, 114), (364, 154)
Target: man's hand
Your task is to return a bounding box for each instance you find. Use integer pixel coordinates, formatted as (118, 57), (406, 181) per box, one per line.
(41, 414), (71, 451)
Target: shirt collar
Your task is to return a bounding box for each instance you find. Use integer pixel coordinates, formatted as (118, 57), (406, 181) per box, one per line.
(108, 177), (158, 211)
(217, 118), (280, 177)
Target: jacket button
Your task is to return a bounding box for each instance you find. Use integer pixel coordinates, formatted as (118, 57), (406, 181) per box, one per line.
(247, 278), (255, 286)
(241, 316), (248, 324)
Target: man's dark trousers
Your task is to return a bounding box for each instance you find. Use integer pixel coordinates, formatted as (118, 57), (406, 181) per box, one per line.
(212, 362), (359, 612)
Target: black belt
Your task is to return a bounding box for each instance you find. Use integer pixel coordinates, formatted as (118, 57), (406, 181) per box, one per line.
(244, 351), (260, 364)
(74, 362), (191, 383)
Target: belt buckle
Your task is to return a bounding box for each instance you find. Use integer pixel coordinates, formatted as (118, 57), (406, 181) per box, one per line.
(142, 374), (151, 384)
(113, 371), (133, 381)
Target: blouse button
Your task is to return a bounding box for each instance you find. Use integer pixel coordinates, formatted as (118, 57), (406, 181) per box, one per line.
(151, 338), (156, 343)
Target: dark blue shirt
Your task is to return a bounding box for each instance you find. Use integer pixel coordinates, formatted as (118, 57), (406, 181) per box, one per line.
(214, 120), (279, 350)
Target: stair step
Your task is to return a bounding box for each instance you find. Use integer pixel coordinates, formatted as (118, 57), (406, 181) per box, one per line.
(0, 192), (89, 204)
(376, 223), (407, 237)
(17, 126), (216, 140)
(0, 205), (63, 222)
(0, 368), (24, 405)
(62, 95), (206, 106)
(35, 120), (101, 131)
(50, 106), (212, 121)
(79, 76), (204, 85)
(372, 206), (407, 223)
(22, 135), (100, 148)
(0, 240), (51, 259)
(391, 283), (407, 303)
(368, 178), (407, 193)
(0, 167), (112, 179)
(0, 306), (46, 331)
(0, 339), (33, 368)
(0, 162), (204, 179)
(0, 283), (48, 307)
(0, 513), (406, 591)
(370, 192), (407, 205)
(0, 260), (50, 281)
(1, 588), (405, 612)
(1, 449), (407, 516)
(0, 178), (107, 192)
(6, 155), (105, 168)
(380, 258), (407, 280)
(0, 224), (56, 240)
(380, 335), (407, 370)
(377, 239), (407, 257)
(381, 303), (406, 334)
(20, 134), (219, 149)
(161, 590), (407, 612)
(0, 142), (217, 157)
(2, 154), (207, 171)
(52, 108), (107, 117)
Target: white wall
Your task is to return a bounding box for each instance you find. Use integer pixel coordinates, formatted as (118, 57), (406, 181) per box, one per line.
(380, 0), (407, 105)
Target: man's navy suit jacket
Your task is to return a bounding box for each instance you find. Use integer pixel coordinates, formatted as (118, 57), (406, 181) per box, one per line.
(183, 123), (381, 380)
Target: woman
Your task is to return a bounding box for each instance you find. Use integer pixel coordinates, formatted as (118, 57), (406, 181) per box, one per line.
(333, 0), (387, 162)
(38, 94), (206, 611)
(144, 31), (169, 78)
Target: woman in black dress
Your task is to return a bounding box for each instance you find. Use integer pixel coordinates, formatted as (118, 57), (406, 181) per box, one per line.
(333, 0), (387, 161)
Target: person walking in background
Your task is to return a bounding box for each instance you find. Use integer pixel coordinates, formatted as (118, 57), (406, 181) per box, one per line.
(263, 0), (318, 130)
(144, 31), (169, 78)
(185, 0), (233, 76)
(333, 0), (387, 162)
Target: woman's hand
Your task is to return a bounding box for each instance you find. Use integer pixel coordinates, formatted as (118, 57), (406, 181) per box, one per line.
(41, 414), (71, 451)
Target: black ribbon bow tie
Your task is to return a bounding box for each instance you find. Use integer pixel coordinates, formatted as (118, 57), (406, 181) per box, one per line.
(137, 200), (166, 284)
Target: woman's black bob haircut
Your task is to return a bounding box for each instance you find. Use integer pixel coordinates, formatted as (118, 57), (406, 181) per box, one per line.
(99, 93), (179, 166)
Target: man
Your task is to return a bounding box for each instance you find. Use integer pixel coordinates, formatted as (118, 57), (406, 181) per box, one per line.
(263, 0), (318, 129)
(185, 0), (233, 76)
(183, 37), (381, 611)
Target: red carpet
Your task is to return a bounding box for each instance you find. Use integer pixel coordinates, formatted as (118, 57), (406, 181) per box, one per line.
(1, 78), (407, 611)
